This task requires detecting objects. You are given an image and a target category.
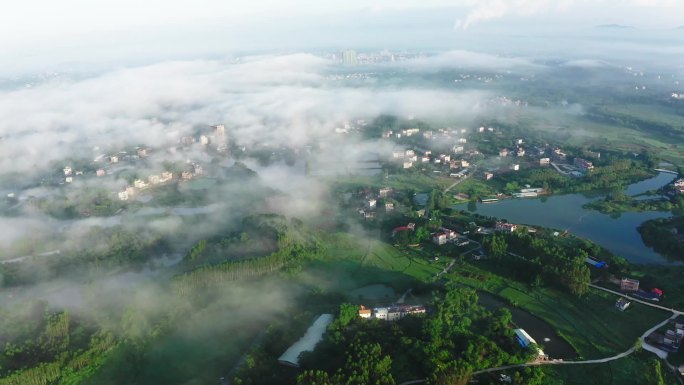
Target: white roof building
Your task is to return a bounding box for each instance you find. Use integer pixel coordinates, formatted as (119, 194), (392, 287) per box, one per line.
(278, 314), (333, 367)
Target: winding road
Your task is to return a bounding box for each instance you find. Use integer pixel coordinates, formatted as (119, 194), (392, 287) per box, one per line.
(397, 283), (682, 385)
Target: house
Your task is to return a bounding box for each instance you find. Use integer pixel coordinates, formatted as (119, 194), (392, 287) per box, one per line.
(495, 222), (518, 233)
(553, 148), (567, 160)
(133, 179), (147, 189)
(539, 158), (550, 166)
(213, 124), (226, 136)
(674, 179), (684, 188)
(432, 233), (448, 245)
(109, 155), (119, 163)
(378, 187), (393, 198)
(160, 172), (173, 182)
(421, 156), (430, 163)
(180, 136), (195, 145)
(616, 297), (631, 311)
(517, 148), (526, 157)
(373, 308), (389, 320)
(511, 164), (520, 171)
(453, 145), (464, 154)
(200, 135), (210, 145)
(63, 167), (72, 176)
(439, 154), (451, 162)
(367, 199), (377, 209)
(362, 210), (376, 219)
(358, 305), (372, 318)
(118, 191), (129, 201)
(148, 175), (161, 185)
(403, 162), (413, 169)
(125, 186), (136, 196)
(385, 203), (395, 212)
(499, 149), (509, 157)
(574, 157), (594, 171)
(193, 164), (203, 175)
(516, 139), (524, 145)
(405, 150), (415, 157)
(392, 223), (415, 237)
(484, 172), (494, 180)
(440, 228), (458, 240)
(620, 278), (640, 292)
(181, 171), (193, 180)
(387, 309), (402, 321)
(137, 148), (148, 157)
(450, 160), (469, 169)
(65, 176), (73, 183)
(96, 169), (106, 177)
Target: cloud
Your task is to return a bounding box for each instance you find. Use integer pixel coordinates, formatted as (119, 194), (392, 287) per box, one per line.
(0, 53), (489, 177)
(454, 0), (681, 30)
(400, 50), (541, 72)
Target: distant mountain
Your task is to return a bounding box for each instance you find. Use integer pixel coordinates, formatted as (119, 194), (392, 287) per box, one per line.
(678, 26), (684, 30)
(596, 24), (636, 29)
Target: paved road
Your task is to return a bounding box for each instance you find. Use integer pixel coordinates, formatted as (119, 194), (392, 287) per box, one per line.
(589, 284), (684, 315)
(472, 312), (676, 375)
(1, 250), (61, 265)
(397, 284), (680, 384)
(550, 162), (569, 175)
(444, 167), (476, 193)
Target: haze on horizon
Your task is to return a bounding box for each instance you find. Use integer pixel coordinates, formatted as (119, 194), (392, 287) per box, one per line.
(2, 0), (684, 74)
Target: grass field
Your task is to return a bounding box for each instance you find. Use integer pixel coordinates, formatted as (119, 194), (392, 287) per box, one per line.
(541, 351), (679, 385)
(317, 232), (673, 359)
(307, 232), (443, 297)
(446, 262), (671, 359)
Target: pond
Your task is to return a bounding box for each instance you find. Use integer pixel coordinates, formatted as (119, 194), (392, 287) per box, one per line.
(455, 172), (678, 265)
(347, 284), (396, 300)
(477, 291), (577, 359)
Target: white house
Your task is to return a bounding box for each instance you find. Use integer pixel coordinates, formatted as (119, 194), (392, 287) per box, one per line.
(432, 233), (448, 245)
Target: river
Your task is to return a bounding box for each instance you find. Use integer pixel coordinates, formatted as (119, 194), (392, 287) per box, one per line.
(455, 172), (678, 265)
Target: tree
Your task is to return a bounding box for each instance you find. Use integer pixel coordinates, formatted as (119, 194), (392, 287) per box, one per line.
(563, 260), (590, 296)
(297, 370), (335, 385)
(334, 343), (395, 385)
(430, 360), (472, 385)
(484, 234), (508, 259)
(337, 303), (358, 329)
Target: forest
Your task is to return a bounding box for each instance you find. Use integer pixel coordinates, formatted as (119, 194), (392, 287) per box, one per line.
(234, 286), (549, 385)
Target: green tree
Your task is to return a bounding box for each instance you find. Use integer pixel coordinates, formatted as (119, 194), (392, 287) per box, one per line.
(563, 259), (590, 296)
(337, 303), (358, 329)
(297, 370), (335, 385)
(484, 234), (508, 259)
(333, 343), (395, 385)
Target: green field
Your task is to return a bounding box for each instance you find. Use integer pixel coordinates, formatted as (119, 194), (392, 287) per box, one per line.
(541, 351), (679, 385)
(446, 262), (671, 359)
(316, 233), (673, 361)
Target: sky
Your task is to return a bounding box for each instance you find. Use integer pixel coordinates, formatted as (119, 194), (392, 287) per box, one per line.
(2, 0), (683, 75)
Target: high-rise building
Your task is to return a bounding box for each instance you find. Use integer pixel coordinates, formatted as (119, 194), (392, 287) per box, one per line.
(342, 50), (358, 66)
